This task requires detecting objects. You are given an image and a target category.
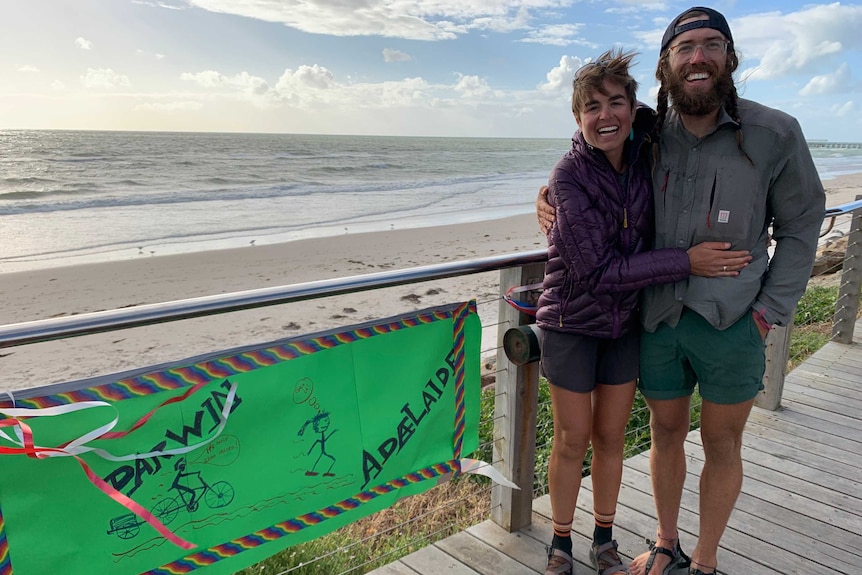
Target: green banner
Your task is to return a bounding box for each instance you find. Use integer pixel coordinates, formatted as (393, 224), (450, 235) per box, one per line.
(0, 301), (480, 575)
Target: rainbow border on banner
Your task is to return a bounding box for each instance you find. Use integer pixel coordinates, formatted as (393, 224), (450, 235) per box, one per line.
(0, 301), (477, 575)
(0, 304), (476, 410)
(144, 460), (462, 575)
(146, 301), (474, 574)
(0, 507), (9, 575)
(451, 301), (470, 459)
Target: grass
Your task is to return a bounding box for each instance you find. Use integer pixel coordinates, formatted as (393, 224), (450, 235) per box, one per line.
(787, 284), (849, 370)
(241, 282), (856, 575)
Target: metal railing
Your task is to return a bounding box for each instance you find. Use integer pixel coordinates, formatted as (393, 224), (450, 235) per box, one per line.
(1, 198), (860, 574)
(0, 250), (547, 349)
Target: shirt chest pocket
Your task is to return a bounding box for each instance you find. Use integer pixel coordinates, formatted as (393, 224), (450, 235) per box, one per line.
(696, 157), (759, 244)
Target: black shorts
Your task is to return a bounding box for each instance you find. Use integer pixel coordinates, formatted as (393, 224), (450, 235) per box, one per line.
(540, 328), (640, 393)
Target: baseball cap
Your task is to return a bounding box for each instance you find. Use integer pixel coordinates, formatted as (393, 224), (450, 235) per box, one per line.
(661, 7), (733, 53)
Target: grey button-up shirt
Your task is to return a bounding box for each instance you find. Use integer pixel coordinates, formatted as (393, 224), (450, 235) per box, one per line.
(641, 98), (826, 332)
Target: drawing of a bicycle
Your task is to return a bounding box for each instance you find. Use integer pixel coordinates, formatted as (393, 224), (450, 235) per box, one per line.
(106, 458), (235, 540)
(151, 458), (235, 524)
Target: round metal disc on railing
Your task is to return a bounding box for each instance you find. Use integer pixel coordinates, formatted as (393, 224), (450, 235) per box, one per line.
(503, 324), (542, 365)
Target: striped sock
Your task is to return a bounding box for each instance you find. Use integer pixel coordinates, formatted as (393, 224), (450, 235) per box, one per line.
(552, 517), (573, 555)
(593, 509), (615, 546)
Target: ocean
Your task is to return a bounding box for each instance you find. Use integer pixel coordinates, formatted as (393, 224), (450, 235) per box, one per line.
(2, 130), (861, 273)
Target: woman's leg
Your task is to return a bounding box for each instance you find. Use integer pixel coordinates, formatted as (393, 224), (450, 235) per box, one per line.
(548, 384), (593, 550)
(589, 380), (637, 540)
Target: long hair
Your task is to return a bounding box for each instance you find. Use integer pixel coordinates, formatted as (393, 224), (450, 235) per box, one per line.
(652, 9), (753, 168)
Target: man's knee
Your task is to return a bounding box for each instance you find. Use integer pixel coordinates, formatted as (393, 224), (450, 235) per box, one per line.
(647, 399), (690, 446)
(650, 419), (688, 448)
(701, 427), (744, 463)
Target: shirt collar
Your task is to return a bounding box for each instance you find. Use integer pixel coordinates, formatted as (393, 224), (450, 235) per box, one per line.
(665, 105), (739, 141)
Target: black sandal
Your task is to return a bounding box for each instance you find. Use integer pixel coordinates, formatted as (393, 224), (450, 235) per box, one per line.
(643, 538), (691, 575)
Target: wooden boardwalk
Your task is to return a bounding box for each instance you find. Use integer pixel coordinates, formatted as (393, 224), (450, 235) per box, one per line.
(369, 320), (862, 575)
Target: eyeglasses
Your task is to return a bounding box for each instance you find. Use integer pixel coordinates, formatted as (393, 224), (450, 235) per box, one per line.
(668, 40), (729, 60)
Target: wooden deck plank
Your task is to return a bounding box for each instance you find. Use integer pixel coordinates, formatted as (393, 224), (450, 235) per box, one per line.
(742, 418), (862, 468)
(399, 544), (479, 575)
(434, 531), (540, 575)
(624, 451), (860, 574)
(783, 378), (862, 411)
(784, 365), (862, 395)
(747, 405), (862, 448)
(365, 561), (420, 575)
(379, 334), (862, 575)
(691, 430), (862, 493)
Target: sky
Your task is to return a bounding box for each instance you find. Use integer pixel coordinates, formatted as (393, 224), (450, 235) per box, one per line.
(1, 0), (861, 140)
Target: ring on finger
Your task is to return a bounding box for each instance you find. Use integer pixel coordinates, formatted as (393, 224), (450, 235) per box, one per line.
(723, 265), (727, 272)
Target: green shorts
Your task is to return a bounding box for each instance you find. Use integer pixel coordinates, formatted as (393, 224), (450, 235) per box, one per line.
(638, 308), (765, 404)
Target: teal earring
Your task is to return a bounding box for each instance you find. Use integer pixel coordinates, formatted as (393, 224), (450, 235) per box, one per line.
(629, 128), (634, 141)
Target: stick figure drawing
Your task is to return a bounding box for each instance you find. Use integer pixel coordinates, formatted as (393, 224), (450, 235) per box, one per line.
(298, 412), (337, 477)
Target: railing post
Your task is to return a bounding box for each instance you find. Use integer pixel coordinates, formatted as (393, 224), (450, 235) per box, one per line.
(491, 263), (543, 532)
(832, 195), (862, 344)
(755, 320), (793, 411)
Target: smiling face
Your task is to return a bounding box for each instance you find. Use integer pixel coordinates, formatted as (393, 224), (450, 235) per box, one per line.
(575, 78), (636, 170)
(663, 15), (736, 116)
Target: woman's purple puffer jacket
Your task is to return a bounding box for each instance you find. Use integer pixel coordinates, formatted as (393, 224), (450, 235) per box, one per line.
(536, 113), (690, 339)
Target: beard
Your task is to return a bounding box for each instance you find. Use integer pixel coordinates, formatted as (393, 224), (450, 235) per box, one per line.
(664, 62), (735, 116)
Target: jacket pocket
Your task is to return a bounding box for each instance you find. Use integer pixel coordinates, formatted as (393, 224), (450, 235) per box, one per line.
(697, 158), (758, 244)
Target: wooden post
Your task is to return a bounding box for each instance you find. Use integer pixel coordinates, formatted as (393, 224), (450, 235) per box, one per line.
(832, 195), (862, 344)
(490, 263), (543, 532)
(755, 320), (793, 411)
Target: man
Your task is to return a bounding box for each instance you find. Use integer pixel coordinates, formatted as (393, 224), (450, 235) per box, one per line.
(536, 7), (825, 575)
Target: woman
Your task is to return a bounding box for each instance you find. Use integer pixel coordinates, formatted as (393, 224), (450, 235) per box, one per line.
(538, 49), (749, 575)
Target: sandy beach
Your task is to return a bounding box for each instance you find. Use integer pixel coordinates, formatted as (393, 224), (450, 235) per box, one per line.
(0, 213), (546, 393)
(2, 173), (861, 394)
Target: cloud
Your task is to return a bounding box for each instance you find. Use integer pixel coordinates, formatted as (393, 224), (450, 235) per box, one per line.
(606, 2), (668, 15)
(799, 63), (854, 96)
(131, 0), (185, 8)
(181, 68), (310, 108)
(137, 49), (168, 60)
(51, 80), (67, 91)
(520, 23), (594, 47)
(175, 61), (511, 114)
(733, 4), (862, 81)
(454, 74), (491, 97)
(182, 70), (271, 96)
(75, 37), (93, 50)
(80, 68), (131, 89)
(383, 49), (412, 63)
(830, 101), (856, 117)
(135, 101), (204, 111)
(17, 65), (40, 73)
(275, 65), (336, 92)
(538, 55), (585, 92)
(184, 0), (573, 41)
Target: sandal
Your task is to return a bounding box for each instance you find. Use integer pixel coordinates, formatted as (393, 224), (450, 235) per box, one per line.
(689, 560), (717, 575)
(590, 539), (628, 574)
(643, 538), (691, 575)
(545, 547), (573, 575)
